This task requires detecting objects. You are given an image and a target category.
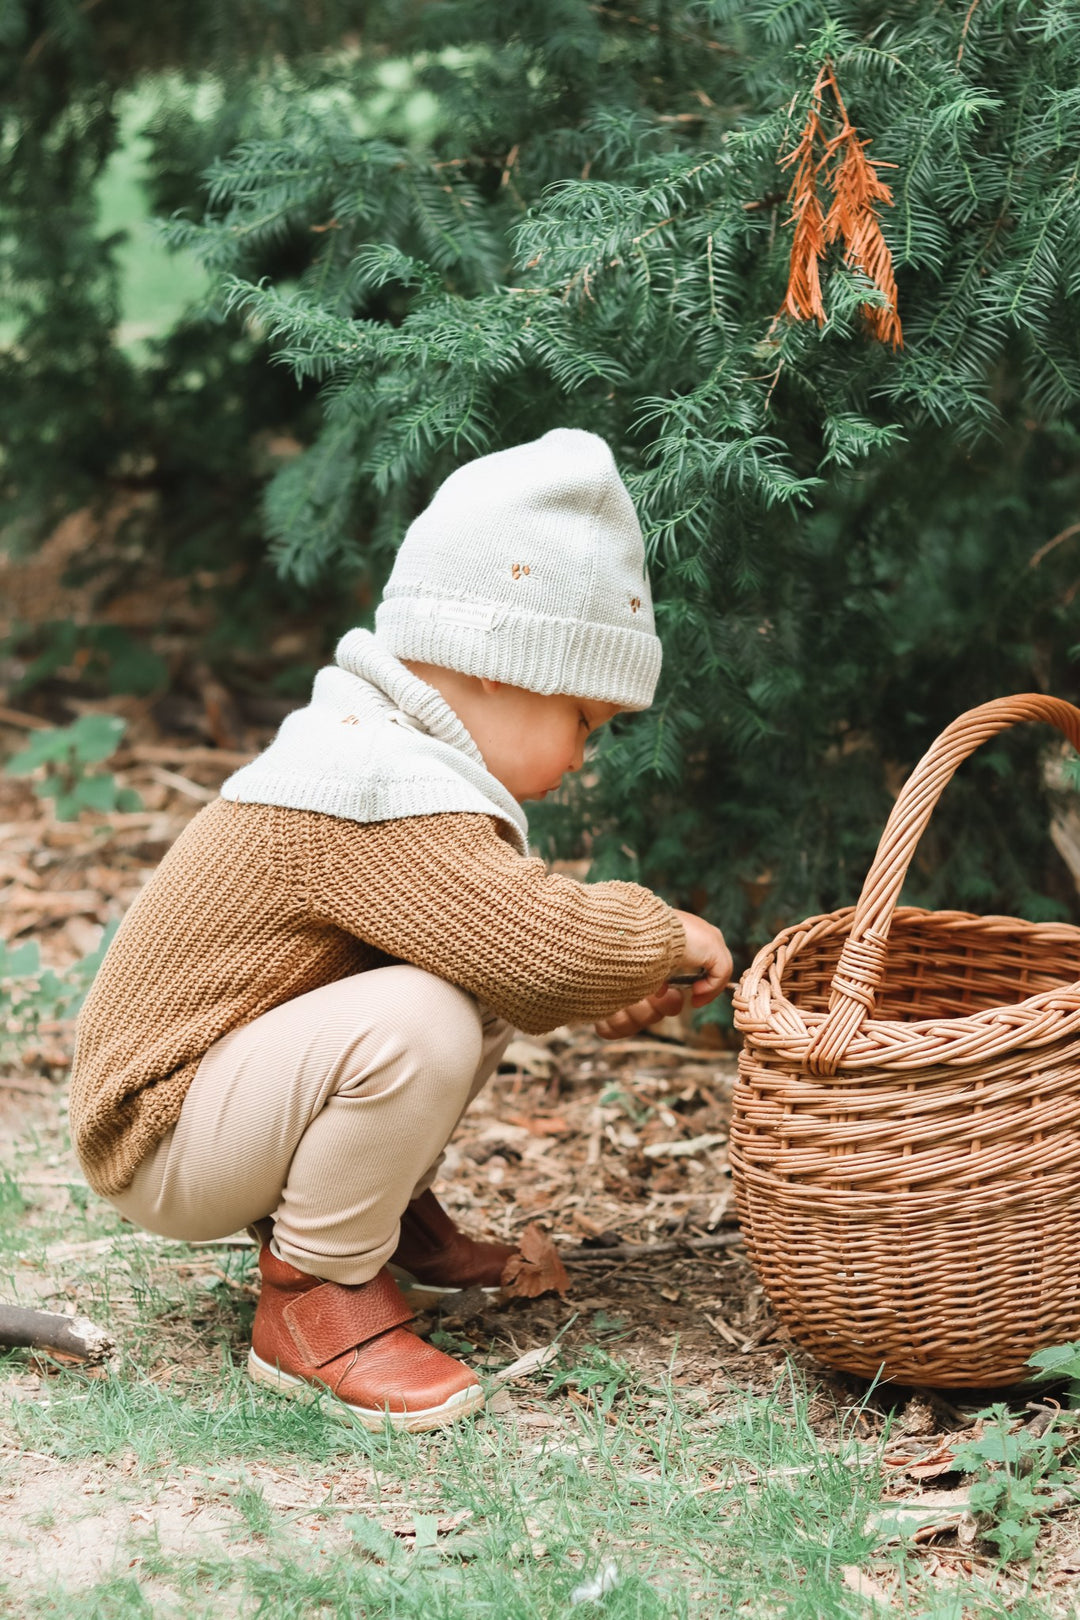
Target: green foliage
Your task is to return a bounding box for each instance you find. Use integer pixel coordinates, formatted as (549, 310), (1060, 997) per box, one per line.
(7, 3), (1080, 946)
(5, 715), (141, 820)
(1028, 1338), (1080, 1407)
(1, 4), (360, 684)
(179, 0), (1080, 946)
(7, 623), (168, 700)
(0, 923), (117, 1065)
(953, 1404), (1077, 1565)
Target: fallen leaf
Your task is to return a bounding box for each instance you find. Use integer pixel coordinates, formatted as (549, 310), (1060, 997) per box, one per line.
(500, 1224), (569, 1298)
(411, 1513), (439, 1550)
(504, 1112), (570, 1136)
(494, 1342), (562, 1382)
(884, 1437), (961, 1483)
(907, 1457), (959, 1483)
(865, 1489), (971, 1548)
(500, 1038), (555, 1077)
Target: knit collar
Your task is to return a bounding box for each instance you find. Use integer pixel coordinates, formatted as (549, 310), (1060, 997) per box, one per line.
(220, 627), (529, 851)
(336, 628), (490, 768)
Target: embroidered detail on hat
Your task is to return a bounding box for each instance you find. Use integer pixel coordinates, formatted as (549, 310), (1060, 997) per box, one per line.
(511, 562), (531, 580)
(629, 596), (641, 614)
(411, 599), (501, 631)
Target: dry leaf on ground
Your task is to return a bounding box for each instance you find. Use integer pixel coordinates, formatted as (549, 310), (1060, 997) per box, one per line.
(500, 1223), (569, 1298)
(493, 1343), (562, 1382)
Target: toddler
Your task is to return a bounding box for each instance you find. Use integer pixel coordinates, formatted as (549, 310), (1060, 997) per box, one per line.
(70, 429), (731, 1430)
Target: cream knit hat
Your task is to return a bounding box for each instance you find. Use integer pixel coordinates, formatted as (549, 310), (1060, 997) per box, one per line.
(373, 428), (662, 709)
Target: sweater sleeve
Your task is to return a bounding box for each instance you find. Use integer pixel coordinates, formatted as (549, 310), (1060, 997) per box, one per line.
(299, 811), (685, 1034)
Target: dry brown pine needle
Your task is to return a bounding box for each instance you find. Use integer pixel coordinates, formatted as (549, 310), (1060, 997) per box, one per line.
(778, 59), (902, 349)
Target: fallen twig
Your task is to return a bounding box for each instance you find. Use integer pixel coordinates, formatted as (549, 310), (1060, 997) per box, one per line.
(0, 1304), (115, 1363)
(123, 744), (254, 769)
(147, 766), (218, 804)
(598, 1038), (736, 1064)
(0, 705), (51, 731)
(559, 1230), (742, 1263)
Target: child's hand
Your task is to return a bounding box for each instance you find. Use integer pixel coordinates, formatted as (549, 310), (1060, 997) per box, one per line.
(593, 912), (732, 1039)
(594, 983), (686, 1040)
(671, 911), (733, 1008)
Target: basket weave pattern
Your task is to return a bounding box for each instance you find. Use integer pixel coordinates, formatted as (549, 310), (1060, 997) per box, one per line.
(730, 696), (1080, 1387)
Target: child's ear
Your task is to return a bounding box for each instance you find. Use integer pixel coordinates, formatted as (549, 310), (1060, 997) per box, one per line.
(479, 677), (504, 695)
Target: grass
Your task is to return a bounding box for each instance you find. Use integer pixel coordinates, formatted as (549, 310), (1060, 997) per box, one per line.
(2, 1102), (1079, 1614)
(0, 1263), (1063, 1619)
(3, 1362), (1062, 1619)
(3, 1348), (895, 1617)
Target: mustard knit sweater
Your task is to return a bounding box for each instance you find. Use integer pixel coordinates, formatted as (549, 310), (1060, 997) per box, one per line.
(70, 800), (684, 1196)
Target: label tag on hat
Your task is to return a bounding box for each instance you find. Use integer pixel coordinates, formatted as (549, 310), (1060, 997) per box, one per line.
(412, 599), (501, 631)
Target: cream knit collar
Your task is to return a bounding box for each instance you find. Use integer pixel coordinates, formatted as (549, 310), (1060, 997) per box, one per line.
(219, 628), (529, 852)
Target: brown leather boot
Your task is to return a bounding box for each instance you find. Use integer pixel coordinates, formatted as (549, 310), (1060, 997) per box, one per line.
(389, 1189), (517, 1299)
(248, 1243), (484, 1431)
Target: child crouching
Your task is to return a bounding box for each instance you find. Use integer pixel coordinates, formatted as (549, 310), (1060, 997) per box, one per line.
(69, 429), (731, 1429)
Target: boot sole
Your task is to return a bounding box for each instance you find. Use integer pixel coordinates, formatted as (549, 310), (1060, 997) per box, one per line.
(246, 1349), (486, 1431)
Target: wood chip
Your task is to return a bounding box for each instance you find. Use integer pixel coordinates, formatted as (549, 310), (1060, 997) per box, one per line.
(4, 888), (101, 917)
(560, 1231), (742, 1263)
(599, 1039), (735, 1063)
(0, 705), (51, 731)
(124, 745), (254, 768)
(500, 1038), (556, 1077)
(642, 1133), (726, 1160)
(704, 1311), (742, 1347)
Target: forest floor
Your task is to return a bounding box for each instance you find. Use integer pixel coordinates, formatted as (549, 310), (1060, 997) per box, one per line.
(2, 710), (1080, 1616)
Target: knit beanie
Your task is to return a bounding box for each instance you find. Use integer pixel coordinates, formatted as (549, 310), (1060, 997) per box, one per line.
(373, 428), (662, 709)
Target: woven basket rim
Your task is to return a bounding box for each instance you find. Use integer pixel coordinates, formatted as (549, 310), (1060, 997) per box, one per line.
(733, 903), (1080, 1070)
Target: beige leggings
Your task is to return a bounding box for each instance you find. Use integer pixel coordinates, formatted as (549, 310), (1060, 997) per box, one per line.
(110, 966), (512, 1285)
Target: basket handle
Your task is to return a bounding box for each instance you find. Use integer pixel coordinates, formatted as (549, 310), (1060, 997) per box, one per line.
(806, 694), (1080, 1075)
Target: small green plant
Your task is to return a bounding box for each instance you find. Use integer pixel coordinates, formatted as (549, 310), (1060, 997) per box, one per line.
(0, 926), (116, 1065)
(4, 714), (141, 820)
(952, 1404), (1076, 1563)
(1028, 1339), (1080, 1406)
(598, 1083), (652, 1126)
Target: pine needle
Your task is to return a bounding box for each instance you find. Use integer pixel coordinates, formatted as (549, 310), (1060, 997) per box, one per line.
(778, 93), (827, 325)
(778, 60), (902, 348)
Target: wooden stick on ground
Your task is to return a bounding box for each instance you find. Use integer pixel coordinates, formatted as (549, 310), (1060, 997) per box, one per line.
(0, 705), (51, 731)
(0, 1304), (115, 1363)
(560, 1231), (743, 1264)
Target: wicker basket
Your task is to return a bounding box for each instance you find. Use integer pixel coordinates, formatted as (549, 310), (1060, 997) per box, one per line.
(730, 695), (1080, 1388)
